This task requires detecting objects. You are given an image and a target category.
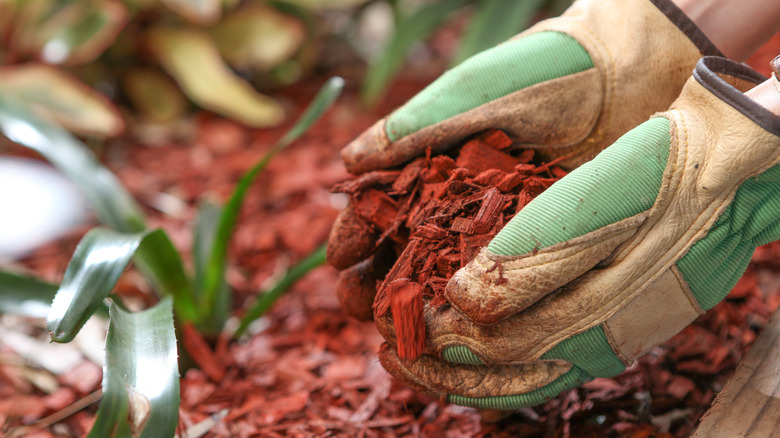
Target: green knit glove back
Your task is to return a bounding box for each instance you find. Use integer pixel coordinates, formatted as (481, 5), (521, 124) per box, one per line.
(679, 164), (780, 309)
(387, 32), (592, 141)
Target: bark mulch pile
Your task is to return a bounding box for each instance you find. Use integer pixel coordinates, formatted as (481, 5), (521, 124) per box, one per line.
(329, 130), (567, 360)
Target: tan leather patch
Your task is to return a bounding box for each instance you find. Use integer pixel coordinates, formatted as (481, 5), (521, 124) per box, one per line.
(377, 343), (572, 398)
(603, 266), (704, 362)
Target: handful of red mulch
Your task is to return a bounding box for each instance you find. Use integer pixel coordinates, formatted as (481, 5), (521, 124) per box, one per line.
(330, 130), (568, 360)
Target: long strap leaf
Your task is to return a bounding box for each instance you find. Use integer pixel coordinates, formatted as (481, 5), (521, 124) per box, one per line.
(47, 228), (197, 343)
(0, 97), (146, 232)
(88, 297), (179, 438)
(451, 0), (546, 66)
(361, 0), (468, 105)
(199, 77), (343, 313)
(0, 271), (59, 318)
(192, 201), (230, 332)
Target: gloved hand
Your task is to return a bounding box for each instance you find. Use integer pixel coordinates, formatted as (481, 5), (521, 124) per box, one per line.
(327, 0), (722, 320)
(377, 56), (780, 409)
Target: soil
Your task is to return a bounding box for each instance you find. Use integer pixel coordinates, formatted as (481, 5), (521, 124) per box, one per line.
(2, 33), (780, 438)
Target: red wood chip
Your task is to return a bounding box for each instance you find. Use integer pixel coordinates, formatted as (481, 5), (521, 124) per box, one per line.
(389, 280), (425, 360)
(456, 139), (519, 174)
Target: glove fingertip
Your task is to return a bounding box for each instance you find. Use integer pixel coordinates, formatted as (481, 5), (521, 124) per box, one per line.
(342, 118), (392, 174)
(378, 343), (446, 401)
(326, 204), (378, 270)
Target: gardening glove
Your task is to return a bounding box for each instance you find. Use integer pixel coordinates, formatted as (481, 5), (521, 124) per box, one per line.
(327, 0), (723, 319)
(377, 57), (780, 409)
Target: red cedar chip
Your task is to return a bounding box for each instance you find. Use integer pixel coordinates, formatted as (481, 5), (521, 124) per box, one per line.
(516, 149), (535, 164)
(551, 166), (568, 178)
(424, 156), (458, 183)
(389, 280), (424, 360)
(450, 217), (473, 234)
(181, 323), (226, 382)
(515, 163), (537, 175)
(471, 188), (503, 234)
(456, 139), (519, 174)
(497, 172), (526, 192)
(391, 158), (426, 195)
(374, 239), (420, 317)
(436, 252), (461, 277)
(479, 130), (513, 150)
(331, 170), (400, 195)
(413, 223), (447, 240)
(353, 189), (399, 231)
(472, 168), (506, 187)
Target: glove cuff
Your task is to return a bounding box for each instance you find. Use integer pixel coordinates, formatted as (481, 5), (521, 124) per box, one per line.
(528, 0), (723, 166)
(692, 56), (780, 135)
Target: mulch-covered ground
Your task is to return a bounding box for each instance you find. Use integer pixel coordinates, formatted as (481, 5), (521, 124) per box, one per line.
(2, 33), (780, 438)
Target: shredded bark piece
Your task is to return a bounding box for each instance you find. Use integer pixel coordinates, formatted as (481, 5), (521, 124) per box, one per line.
(389, 280), (425, 360)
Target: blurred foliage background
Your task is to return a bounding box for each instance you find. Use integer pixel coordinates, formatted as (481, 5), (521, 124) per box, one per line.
(0, 0), (572, 134)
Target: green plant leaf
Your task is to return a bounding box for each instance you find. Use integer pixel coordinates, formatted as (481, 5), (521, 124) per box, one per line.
(0, 270), (110, 319)
(0, 64), (124, 137)
(0, 97), (144, 232)
(0, 271), (58, 318)
(123, 68), (188, 123)
(9, 0), (127, 65)
(47, 228), (141, 343)
(361, 0), (469, 105)
(88, 297), (179, 438)
(160, 0), (221, 25)
(47, 228), (197, 343)
(133, 230), (200, 323)
(200, 77), (343, 313)
(234, 243), (326, 337)
(192, 201), (230, 332)
(282, 0), (372, 9)
(193, 201), (221, 298)
(148, 27), (285, 128)
(39, 0), (128, 65)
(451, 0), (546, 66)
(210, 3), (305, 72)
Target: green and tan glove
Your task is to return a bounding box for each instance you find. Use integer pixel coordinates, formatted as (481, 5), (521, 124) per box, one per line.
(377, 57), (780, 409)
(328, 0), (723, 319)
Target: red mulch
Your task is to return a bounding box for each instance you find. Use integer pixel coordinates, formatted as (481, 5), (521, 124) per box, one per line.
(2, 34), (780, 438)
(329, 130), (568, 360)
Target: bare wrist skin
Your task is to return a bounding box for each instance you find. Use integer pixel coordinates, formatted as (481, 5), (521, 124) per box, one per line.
(745, 57), (780, 115)
(672, 0), (780, 61)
